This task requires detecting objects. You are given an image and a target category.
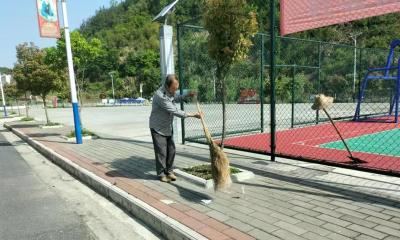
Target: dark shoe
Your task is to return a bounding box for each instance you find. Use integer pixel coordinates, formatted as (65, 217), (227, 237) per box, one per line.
(167, 173), (177, 181)
(160, 176), (171, 183)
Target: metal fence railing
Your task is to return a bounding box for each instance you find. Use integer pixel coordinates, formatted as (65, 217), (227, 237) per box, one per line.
(178, 23), (400, 175)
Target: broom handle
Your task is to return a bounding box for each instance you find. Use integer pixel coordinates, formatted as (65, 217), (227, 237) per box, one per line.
(196, 102), (214, 145)
(322, 108), (354, 158)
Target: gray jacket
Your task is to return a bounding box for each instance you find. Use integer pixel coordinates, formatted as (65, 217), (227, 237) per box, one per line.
(149, 86), (188, 136)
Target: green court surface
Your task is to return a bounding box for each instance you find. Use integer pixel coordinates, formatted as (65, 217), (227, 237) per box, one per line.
(321, 129), (400, 157)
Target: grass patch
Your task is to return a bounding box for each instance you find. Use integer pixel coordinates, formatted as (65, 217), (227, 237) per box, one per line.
(67, 128), (96, 138)
(44, 122), (61, 126)
(182, 164), (241, 180)
(21, 117), (34, 121)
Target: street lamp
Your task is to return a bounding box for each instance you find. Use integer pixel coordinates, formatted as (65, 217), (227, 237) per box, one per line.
(350, 32), (362, 100)
(108, 72), (115, 105)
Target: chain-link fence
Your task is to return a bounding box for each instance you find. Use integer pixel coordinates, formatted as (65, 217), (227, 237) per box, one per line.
(178, 23), (400, 174)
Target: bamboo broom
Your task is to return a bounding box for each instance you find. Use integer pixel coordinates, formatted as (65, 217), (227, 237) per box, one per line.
(312, 94), (365, 164)
(196, 102), (232, 190)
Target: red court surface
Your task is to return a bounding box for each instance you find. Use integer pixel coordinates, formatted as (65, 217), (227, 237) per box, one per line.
(223, 118), (400, 175)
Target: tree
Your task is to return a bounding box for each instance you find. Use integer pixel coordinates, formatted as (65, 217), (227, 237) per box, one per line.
(123, 49), (160, 98)
(13, 42), (42, 117)
(52, 31), (105, 106)
(4, 83), (23, 115)
(30, 50), (64, 124)
(203, 0), (258, 148)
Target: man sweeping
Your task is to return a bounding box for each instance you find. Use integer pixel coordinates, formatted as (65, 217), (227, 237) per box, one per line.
(149, 74), (202, 182)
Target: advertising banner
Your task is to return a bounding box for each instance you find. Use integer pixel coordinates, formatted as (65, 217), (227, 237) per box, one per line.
(36, 0), (61, 38)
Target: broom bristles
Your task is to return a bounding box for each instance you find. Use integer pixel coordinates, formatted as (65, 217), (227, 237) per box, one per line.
(196, 102), (232, 191)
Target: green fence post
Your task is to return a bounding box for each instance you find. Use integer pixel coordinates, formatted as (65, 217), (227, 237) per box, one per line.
(291, 65), (295, 128)
(316, 42), (322, 125)
(269, 0), (277, 161)
(177, 24), (185, 144)
(260, 34), (265, 133)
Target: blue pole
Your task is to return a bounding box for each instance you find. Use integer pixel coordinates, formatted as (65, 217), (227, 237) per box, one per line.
(62, 0), (82, 144)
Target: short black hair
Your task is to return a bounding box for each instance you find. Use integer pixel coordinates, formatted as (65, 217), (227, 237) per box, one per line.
(165, 74), (178, 88)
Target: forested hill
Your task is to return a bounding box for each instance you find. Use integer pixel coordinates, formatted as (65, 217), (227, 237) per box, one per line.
(80, 0), (400, 49)
(75, 0), (400, 99)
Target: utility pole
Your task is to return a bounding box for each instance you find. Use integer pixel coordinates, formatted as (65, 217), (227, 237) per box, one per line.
(109, 72), (115, 105)
(350, 32), (362, 100)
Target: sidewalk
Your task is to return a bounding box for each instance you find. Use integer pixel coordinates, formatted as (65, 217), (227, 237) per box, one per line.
(4, 120), (400, 240)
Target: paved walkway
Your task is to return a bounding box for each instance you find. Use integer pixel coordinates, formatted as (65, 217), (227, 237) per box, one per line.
(4, 120), (400, 240)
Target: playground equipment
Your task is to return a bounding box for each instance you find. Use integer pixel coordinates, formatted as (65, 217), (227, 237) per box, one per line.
(354, 39), (400, 123)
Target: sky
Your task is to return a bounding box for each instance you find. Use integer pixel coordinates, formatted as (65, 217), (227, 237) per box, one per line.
(0, 0), (120, 68)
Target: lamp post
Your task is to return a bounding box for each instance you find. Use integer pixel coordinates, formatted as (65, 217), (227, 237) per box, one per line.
(153, 0), (180, 142)
(350, 32), (362, 100)
(0, 74), (7, 117)
(62, 0), (82, 144)
(109, 72), (115, 105)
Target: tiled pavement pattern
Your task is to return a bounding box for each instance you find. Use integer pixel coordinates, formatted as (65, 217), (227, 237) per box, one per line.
(6, 121), (400, 240)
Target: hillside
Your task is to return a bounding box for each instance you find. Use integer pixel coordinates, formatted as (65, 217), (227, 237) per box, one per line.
(75, 0), (400, 100)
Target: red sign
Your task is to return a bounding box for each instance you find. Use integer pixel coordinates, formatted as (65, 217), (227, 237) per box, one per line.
(36, 0), (61, 38)
(281, 0), (400, 35)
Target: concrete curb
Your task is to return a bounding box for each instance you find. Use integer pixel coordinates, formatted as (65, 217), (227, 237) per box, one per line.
(4, 123), (207, 240)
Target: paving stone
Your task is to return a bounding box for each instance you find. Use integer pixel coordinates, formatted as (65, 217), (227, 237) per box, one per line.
(247, 228), (281, 240)
(356, 208), (392, 220)
(224, 219), (254, 233)
(249, 212), (280, 224)
(293, 213), (325, 226)
(302, 231), (330, 240)
(335, 207), (368, 219)
(366, 216), (400, 229)
(206, 210), (230, 222)
(313, 207), (344, 218)
(317, 214), (351, 227)
(384, 236), (400, 240)
(392, 217), (400, 224)
(382, 209), (400, 216)
(295, 222), (331, 237)
(289, 199), (317, 209)
(339, 215), (377, 228)
(230, 204), (255, 215)
(272, 229), (308, 240)
(347, 224), (387, 239)
(248, 219), (280, 233)
(273, 221), (308, 235)
(326, 232), (355, 240)
(374, 225), (400, 237)
(322, 223), (359, 238)
(291, 206), (320, 217)
(329, 200), (360, 210)
(355, 234), (381, 240)
(270, 212), (301, 225)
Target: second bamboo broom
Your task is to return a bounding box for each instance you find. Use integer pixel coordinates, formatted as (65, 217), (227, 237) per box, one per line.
(196, 102), (232, 191)
(312, 94), (365, 164)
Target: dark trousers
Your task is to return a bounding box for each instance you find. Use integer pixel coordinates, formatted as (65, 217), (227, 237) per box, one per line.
(150, 129), (176, 176)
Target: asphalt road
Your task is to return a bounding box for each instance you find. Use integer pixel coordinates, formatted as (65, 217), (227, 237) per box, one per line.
(0, 123), (161, 240)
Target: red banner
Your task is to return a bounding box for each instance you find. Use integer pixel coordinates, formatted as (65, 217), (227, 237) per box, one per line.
(281, 0), (400, 36)
(36, 0), (61, 38)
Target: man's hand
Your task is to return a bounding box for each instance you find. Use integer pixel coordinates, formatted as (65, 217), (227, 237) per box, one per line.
(187, 91), (197, 97)
(188, 111), (203, 119)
